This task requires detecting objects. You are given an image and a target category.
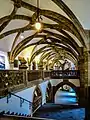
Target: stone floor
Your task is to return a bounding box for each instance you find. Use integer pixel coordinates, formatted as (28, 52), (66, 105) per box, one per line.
(34, 90), (85, 120)
(34, 103), (85, 120)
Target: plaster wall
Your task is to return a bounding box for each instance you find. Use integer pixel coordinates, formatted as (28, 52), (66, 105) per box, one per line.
(0, 50), (9, 69)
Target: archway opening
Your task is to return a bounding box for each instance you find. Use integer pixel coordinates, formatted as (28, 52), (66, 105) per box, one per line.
(55, 84), (78, 105)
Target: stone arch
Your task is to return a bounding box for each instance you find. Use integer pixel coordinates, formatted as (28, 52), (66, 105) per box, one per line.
(32, 85), (42, 114)
(46, 81), (52, 103)
(53, 81), (80, 103)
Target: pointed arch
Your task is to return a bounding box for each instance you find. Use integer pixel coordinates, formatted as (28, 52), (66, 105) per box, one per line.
(53, 81), (80, 103)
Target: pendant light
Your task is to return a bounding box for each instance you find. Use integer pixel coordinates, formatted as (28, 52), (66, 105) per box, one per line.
(35, 0), (42, 31)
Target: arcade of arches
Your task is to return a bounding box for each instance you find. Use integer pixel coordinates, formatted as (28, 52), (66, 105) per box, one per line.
(0, 0), (90, 119)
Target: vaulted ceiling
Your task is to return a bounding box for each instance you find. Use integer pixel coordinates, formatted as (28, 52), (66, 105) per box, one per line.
(0, 0), (89, 65)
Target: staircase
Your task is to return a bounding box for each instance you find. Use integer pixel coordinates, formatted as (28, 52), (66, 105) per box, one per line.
(0, 92), (32, 116)
(0, 93), (54, 120)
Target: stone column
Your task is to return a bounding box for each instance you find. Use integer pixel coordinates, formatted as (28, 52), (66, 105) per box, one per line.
(85, 52), (90, 120)
(78, 48), (88, 107)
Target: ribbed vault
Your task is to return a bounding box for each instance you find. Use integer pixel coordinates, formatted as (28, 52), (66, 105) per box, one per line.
(0, 0), (88, 67)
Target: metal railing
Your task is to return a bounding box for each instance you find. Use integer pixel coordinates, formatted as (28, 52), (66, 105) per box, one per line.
(7, 92), (32, 108)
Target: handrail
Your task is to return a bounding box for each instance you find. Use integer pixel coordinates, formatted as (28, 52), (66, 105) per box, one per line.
(7, 92), (32, 109)
(8, 92), (32, 104)
(6, 92), (41, 116)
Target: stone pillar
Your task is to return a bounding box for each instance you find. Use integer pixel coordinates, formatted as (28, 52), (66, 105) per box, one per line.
(78, 48), (88, 107)
(84, 52), (90, 120)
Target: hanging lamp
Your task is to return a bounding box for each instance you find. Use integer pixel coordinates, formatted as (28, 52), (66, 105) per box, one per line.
(35, 0), (42, 31)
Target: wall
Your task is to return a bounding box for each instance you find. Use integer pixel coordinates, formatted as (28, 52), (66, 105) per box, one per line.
(0, 50), (9, 69)
(85, 30), (90, 86)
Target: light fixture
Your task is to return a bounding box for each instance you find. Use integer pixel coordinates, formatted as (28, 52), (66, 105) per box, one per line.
(35, 0), (42, 31)
(20, 35), (24, 39)
(20, 32), (24, 39)
(35, 22), (42, 30)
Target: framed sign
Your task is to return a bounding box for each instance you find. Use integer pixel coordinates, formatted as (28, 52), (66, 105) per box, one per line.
(0, 55), (5, 69)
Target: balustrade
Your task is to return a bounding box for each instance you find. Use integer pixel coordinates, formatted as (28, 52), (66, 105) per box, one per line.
(43, 71), (50, 78)
(50, 70), (80, 79)
(0, 70), (23, 90)
(28, 70), (42, 82)
(0, 70), (80, 97)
